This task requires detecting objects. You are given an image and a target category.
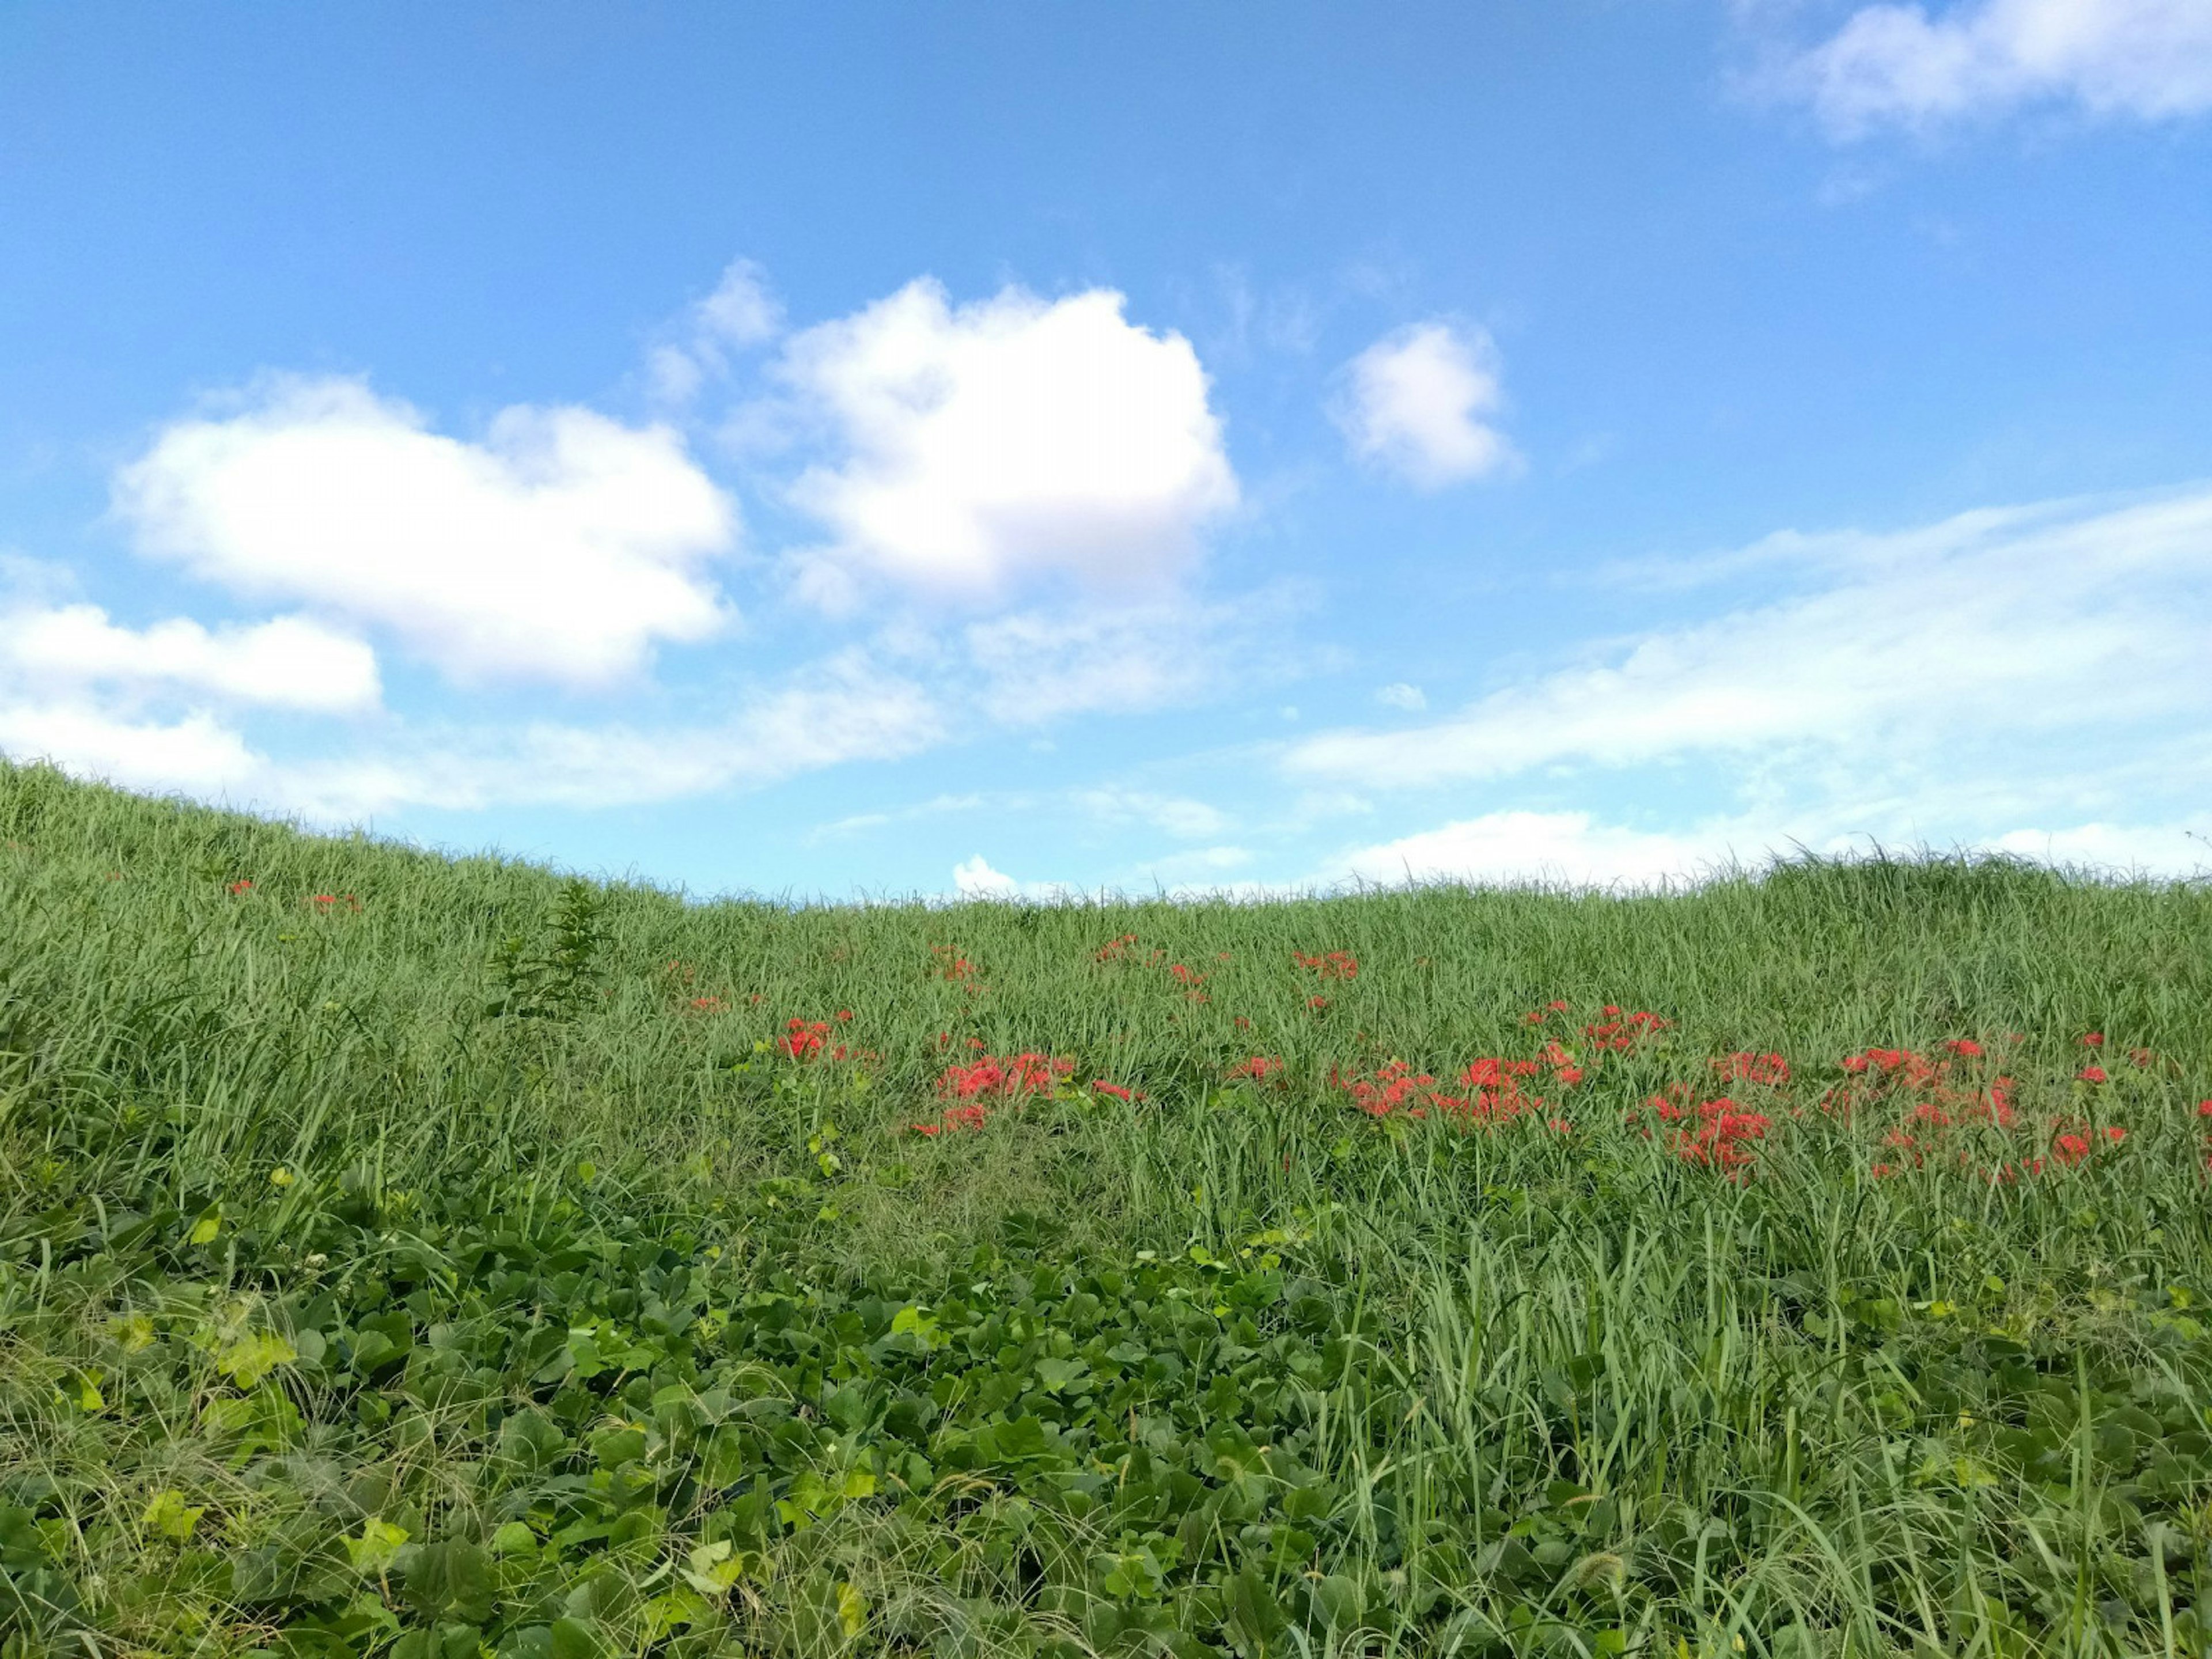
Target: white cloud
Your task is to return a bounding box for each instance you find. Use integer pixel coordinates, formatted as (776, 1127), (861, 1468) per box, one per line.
(276, 652), (941, 819)
(0, 703), (262, 797)
(1325, 807), (2212, 891)
(649, 257), (783, 403)
(2, 603), (378, 713)
(1334, 321), (1515, 488)
(1330, 810), (1758, 890)
(951, 855), (1022, 899)
(1286, 488), (2212, 789)
(1785, 0), (2212, 134)
(116, 376), (737, 687)
(778, 279), (1238, 601)
(0, 649), (938, 823)
(1374, 681), (1427, 711)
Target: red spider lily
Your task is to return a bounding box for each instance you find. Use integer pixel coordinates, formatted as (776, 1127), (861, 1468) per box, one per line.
(1944, 1038), (1983, 1058)
(1712, 1051), (1790, 1086)
(1671, 1096), (1770, 1174)
(1228, 1055), (1284, 1081)
(2104, 1124), (2127, 1143)
(2129, 1046), (2153, 1067)
(1233, 1016), (1253, 1032)
(1332, 1059), (1451, 1119)
(687, 995), (729, 1014)
(933, 945), (978, 982)
(2199, 1100), (2212, 1117)
(1539, 1041), (1585, 1084)
(1308, 995), (1330, 1010)
(309, 893), (362, 913)
(228, 878), (253, 896)
(1582, 1010), (1668, 1051)
(1095, 933), (1142, 963)
(2052, 1131), (2092, 1166)
(2079, 1065), (2108, 1084)
(782, 1018), (831, 1059)
(1292, 950), (1359, 980)
(836, 1009), (853, 1021)
(2080, 1032), (2104, 1047)
(1827, 1046), (2015, 1132)
(937, 1051), (1073, 1102)
(1092, 1080), (1146, 1102)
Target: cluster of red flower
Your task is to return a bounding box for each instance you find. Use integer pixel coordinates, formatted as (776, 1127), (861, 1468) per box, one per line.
(1574, 1005), (1669, 1049)
(1711, 1051), (1790, 1086)
(1641, 1086), (1772, 1174)
(933, 945), (979, 984)
(310, 893), (361, 913)
(1293, 950), (1359, 980)
(228, 878), (253, 896)
(910, 1050), (1075, 1135)
(1331, 1048), (1578, 1128)
(1228, 1055), (1285, 1082)
(1095, 933), (1153, 964)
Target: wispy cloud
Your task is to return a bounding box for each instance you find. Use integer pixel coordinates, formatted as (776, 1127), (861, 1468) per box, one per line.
(1773, 0), (2212, 137)
(1286, 488), (2212, 789)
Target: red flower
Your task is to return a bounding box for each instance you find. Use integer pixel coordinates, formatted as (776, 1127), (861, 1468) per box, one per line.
(1308, 995), (1329, 1010)
(1944, 1038), (1983, 1058)
(1092, 1080), (1145, 1102)
(2103, 1124), (2126, 1143)
(2078, 1065), (2108, 1084)
(1228, 1055), (1283, 1081)
(836, 1009), (853, 1021)
(1292, 950), (1358, 980)
(782, 1018), (831, 1059)
(2080, 1032), (2105, 1047)
(228, 878), (253, 895)
(2198, 1100), (2212, 1117)
(1712, 1051), (1791, 1086)
(2128, 1046), (2153, 1067)
(2052, 1132), (2092, 1166)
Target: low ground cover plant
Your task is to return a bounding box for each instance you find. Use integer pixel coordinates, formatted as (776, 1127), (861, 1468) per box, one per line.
(2, 762), (2210, 1657)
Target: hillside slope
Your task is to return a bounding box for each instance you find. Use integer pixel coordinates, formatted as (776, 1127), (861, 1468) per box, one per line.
(3, 763), (2210, 1657)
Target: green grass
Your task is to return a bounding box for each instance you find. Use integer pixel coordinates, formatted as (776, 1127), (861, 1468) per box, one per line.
(2, 758), (2210, 1659)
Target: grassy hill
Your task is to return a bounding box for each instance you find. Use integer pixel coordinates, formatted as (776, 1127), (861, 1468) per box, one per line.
(2, 760), (2209, 1658)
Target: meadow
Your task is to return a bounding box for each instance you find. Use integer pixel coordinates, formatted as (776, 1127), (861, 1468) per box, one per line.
(2, 759), (2210, 1659)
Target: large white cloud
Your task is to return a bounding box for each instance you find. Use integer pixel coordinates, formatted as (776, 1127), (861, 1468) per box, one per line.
(777, 280), (1238, 603)
(1286, 488), (2212, 789)
(115, 377), (737, 687)
(1786, 0), (2212, 134)
(2, 603), (378, 713)
(1334, 321), (1514, 489)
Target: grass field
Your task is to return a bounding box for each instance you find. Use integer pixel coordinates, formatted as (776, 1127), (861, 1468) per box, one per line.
(3, 759), (2210, 1659)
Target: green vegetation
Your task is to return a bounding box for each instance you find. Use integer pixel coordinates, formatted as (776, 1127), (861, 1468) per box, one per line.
(3, 760), (2210, 1659)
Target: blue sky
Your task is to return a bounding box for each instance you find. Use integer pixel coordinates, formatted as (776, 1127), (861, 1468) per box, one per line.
(4, 1), (2210, 897)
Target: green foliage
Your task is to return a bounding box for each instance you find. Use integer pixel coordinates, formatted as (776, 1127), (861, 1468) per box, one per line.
(488, 878), (608, 1022)
(1, 760), (2210, 1656)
